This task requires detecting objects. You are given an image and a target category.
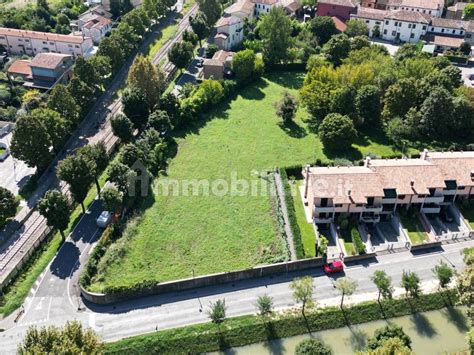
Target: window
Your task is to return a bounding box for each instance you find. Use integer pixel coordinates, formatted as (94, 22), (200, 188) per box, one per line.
(460, 31), (464, 35)
(49, 42), (54, 45)
(398, 195), (406, 199)
(392, 30), (396, 35)
(412, 24), (416, 29)
(0, 36), (4, 39)
(366, 20), (369, 23)
(385, 20), (389, 24)
(75, 45), (79, 48)
(335, 204), (343, 207)
(384, 29), (387, 34)
(43, 41), (47, 44)
(25, 39), (29, 42)
(422, 25), (426, 30)
(399, 22), (402, 27)
(431, 27), (434, 31)
(410, 33), (414, 38)
(408, 24), (411, 28)
(429, 10), (431, 14)
(376, 21), (380, 24)
(441, 28), (444, 33)
(356, 203), (364, 207)
(452, 29), (455, 34)
(18, 39), (23, 42)
(394, 21), (398, 26)
(68, 44), (73, 47)
(467, 34), (472, 38)
(458, 186), (466, 190)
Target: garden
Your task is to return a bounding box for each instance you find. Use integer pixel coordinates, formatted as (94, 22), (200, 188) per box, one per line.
(398, 208), (430, 245)
(88, 71), (405, 292)
(458, 199), (474, 230)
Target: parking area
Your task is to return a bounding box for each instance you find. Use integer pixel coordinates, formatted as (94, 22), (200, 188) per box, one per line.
(0, 132), (36, 195)
(362, 216), (409, 252)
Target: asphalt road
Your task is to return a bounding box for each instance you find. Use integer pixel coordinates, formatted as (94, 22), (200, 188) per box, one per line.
(0, 228), (471, 352)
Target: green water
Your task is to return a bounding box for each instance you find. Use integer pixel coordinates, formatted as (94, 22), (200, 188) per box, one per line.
(216, 307), (469, 354)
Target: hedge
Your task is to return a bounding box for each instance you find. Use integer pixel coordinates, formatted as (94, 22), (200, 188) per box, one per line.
(279, 167), (305, 259)
(105, 290), (459, 354)
(351, 226), (366, 255)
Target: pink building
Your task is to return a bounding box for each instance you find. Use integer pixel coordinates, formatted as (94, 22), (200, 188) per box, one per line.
(316, 0), (357, 21)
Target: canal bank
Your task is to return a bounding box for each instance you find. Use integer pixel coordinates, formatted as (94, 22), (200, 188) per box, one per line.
(215, 306), (469, 354)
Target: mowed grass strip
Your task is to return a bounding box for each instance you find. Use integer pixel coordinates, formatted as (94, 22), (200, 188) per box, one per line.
(90, 72), (405, 291)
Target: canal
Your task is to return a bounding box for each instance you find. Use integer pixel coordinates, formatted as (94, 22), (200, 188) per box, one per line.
(215, 307), (469, 354)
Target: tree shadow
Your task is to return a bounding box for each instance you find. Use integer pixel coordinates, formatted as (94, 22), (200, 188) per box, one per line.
(239, 78), (268, 100)
(322, 146), (363, 161)
(278, 120), (308, 138)
(444, 307), (469, 333)
(348, 326), (369, 351)
(410, 312), (437, 338)
(218, 331), (231, 351)
(49, 241), (80, 279)
(263, 336), (286, 355)
(266, 71), (306, 90)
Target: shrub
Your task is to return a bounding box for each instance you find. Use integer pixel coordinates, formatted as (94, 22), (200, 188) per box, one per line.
(351, 226), (366, 254)
(295, 339), (332, 355)
(319, 113), (357, 151)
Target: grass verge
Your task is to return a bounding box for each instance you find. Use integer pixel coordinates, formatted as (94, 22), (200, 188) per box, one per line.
(105, 290), (458, 354)
(458, 201), (474, 230)
(398, 211), (429, 245)
(0, 233), (61, 317)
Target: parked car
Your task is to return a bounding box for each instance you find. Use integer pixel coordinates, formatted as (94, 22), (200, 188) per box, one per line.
(440, 208), (453, 223)
(323, 260), (344, 274)
(196, 58), (204, 68)
(96, 211), (112, 228)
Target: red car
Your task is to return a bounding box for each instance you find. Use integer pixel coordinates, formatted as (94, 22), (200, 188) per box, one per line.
(323, 261), (344, 274)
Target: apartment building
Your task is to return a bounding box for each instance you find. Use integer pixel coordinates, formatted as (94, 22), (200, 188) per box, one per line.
(72, 6), (113, 44)
(0, 28), (94, 58)
(302, 150), (474, 225)
(385, 0), (444, 17)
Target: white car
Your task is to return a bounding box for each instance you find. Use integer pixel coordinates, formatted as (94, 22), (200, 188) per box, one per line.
(96, 211), (112, 228)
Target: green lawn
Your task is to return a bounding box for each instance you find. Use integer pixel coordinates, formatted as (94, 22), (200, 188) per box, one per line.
(458, 202), (474, 230)
(90, 72), (406, 291)
(338, 226), (357, 256)
(398, 211), (429, 245)
(294, 180), (315, 257)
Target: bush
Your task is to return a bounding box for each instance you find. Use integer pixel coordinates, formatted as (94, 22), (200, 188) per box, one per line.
(280, 167), (305, 259)
(351, 226), (366, 254)
(319, 113), (357, 151)
(295, 339), (332, 355)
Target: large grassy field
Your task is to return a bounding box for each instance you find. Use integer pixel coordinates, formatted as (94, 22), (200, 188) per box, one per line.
(90, 72), (405, 291)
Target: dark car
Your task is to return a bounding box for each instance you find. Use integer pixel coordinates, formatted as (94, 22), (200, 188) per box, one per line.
(323, 261), (344, 274)
(196, 58), (204, 68)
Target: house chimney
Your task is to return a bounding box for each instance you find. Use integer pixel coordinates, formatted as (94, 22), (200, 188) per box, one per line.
(421, 148), (429, 160)
(364, 156), (371, 167)
(410, 180), (415, 187)
(304, 164), (310, 199)
(347, 189), (351, 196)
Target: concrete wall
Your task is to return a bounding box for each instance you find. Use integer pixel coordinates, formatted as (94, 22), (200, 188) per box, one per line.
(81, 253), (377, 304)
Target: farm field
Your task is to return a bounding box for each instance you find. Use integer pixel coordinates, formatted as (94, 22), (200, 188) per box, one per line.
(90, 71), (406, 291)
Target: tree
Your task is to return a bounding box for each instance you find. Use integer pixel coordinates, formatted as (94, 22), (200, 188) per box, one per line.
(0, 187), (18, 228)
(190, 12), (210, 47)
(10, 113), (52, 170)
(32, 108), (69, 153)
(77, 143), (109, 197)
(463, 3), (474, 19)
(344, 20), (369, 37)
(350, 35), (371, 51)
(97, 36), (124, 73)
(68, 76), (95, 111)
(18, 320), (102, 354)
(319, 113), (356, 151)
(275, 91), (297, 123)
(459, 41), (471, 56)
(168, 41), (194, 74)
(120, 143), (142, 167)
(128, 55), (165, 109)
(317, 235), (328, 256)
(47, 85), (79, 127)
(433, 261), (454, 289)
(57, 154), (95, 214)
(401, 271), (421, 298)
(73, 56), (97, 90)
(89, 55), (112, 88)
(122, 9), (148, 37)
(38, 189), (70, 241)
(259, 7), (292, 64)
(208, 299), (226, 325)
(309, 16), (337, 45)
(382, 78), (418, 119)
(232, 49), (257, 83)
(367, 324), (412, 350)
(290, 276), (314, 318)
(355, 85), (381, 126)
(335, 277), (357, 309)
(122, 87), (150, 129)
(111, 113), (134, 143)
(322, 34), (351, 66)
(148, 109), (173, 134)
(107, 161), (137, 196)
(372, 24), (380, 38)
(101, 187), (123, 213)
(295, 339), (332, 355)
(256, 295), (273, 317)
(371, 270), (393, 302)
(196, 0), (221, 26)
(419, 87), (454, 138)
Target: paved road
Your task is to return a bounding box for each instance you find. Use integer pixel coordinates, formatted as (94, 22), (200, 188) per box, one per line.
(0, 229), (471, 352)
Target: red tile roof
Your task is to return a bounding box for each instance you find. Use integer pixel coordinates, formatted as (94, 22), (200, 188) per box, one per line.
(332, 16), (347, 32)
(30, 53), (72, 70)
(0, 27), (90, 44)
(7, 59), (32, 76)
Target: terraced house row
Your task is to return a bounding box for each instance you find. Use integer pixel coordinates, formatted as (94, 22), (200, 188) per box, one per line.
(302, 150), (474, 225)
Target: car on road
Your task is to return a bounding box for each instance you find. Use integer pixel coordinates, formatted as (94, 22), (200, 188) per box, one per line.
(96, 211), (112, 228)
(323, 260), (344, 274)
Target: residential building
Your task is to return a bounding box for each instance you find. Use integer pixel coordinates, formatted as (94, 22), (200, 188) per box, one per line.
(224, 0), (255, 18)
(316, 0), (357, 21)
(253, 0), (280, 16)
(386, 0), (444, 17)
(7, 53), (74, 89)
(446, 2), (468, 19)
(302, 150), (474, 225)
(214, 16), (245, 50)
(72, 6), (113, 44)
(0, 28), (94, 57)
(203, 50), (233, 79)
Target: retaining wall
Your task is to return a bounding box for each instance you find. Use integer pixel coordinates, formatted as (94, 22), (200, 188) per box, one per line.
(81, 253), (376, 304)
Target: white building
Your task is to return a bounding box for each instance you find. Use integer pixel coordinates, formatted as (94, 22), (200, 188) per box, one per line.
(214, 16), (245, 50)
(0, 28), (94, 58)
(72, 6), (113, 44)
(352, 8), (429, 42)
(386, 0), (444, 18)
(253, 0), (280, 16)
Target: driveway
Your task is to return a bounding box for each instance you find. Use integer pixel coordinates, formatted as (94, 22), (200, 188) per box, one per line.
(0, 132), (36, 196)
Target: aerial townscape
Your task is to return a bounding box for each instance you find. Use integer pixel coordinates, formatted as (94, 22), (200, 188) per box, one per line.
(0, 0), (473, 351)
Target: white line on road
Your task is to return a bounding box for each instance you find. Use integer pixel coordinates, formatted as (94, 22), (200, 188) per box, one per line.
(46, 297), (52, 322)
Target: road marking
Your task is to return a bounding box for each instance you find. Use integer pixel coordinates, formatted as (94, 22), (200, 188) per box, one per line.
(35, 297), (44, 310)
(46, 297), (52, 322)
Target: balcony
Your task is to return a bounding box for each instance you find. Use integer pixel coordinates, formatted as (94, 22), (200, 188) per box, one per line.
(421, 203), (441, 214)
(314, 205), (335, 213)
(382, 197), (397, 204)
(314, 216), (333, 224)
(424, 195), (444, 204)
(363, 205), (383, 213)
(361, 215), (380, 223)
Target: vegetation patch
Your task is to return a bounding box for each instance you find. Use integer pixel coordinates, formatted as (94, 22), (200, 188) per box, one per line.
(105, 290), (458, 354)
(398, 209), (429, 245)
(458, 200), (474, 230)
